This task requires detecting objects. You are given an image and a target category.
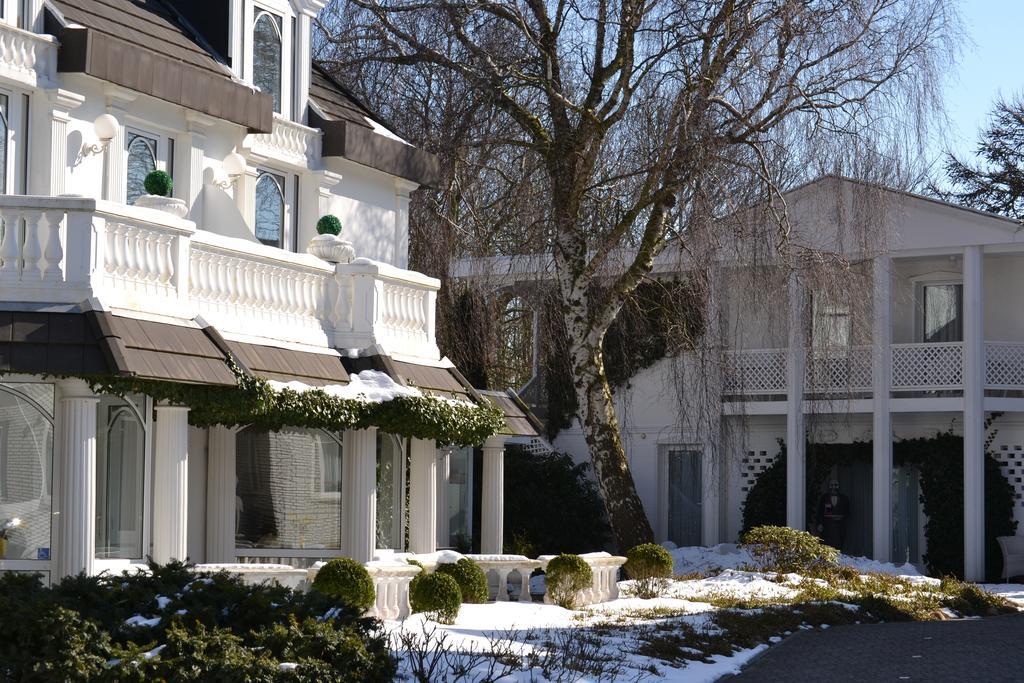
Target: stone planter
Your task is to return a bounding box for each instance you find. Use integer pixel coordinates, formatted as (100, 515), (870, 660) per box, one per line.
(134, 194), (188, 218)
(307, 234), (355, 263)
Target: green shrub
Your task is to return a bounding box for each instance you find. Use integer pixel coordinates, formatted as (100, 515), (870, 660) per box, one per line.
(409, 571), (462, 624)
(312, 558), (375, 612)
(625, 543), (674, 599)
(741, 525), (838, 574)
(316, 214), (343, 236)
(144, 170), (173, 197)
(436, 558), (489, 604)
(545, 554), (592, 609)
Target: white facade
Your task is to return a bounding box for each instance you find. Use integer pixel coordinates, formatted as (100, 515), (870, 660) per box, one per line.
(0, 0), (510, 583)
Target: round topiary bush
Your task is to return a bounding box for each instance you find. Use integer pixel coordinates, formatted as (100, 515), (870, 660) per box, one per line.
(311, 558), (375, 612)
(435, 558), (488, 604)
(316, 214), (343, 236)
(544, 554), (592, 610)
(409, 571), (461, 624)
(624, 543), (674, 599)
(143, 170), (173, 197)
(741, 525), (838, 575)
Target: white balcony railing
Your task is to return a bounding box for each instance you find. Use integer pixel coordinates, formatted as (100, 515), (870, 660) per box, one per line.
(0, 23), (57, 88)
(723, 349), (787, 394)
(805, 346), (873, 393)
(891, 342), (963, 391)
(986, 342), (1024, 389)
(0, 195), (440, 360)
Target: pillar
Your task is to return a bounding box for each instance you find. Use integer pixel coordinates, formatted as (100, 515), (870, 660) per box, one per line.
(183, 113), (214, 223)
(481, 436), (506, 555)
(342, 428), (377, 563)
(54, 380), (98, 579)
(295, 12), (313, 122)
(102, 87), (137, 204)
(205, 426), (236, 564)
(45, 90), (84, 196)
(786, 271), (807, 531)
(408, 438), (437, 554)
(394, 179), (416, 269)
(701, 266), (723, 545)
(963, 245), (985, 581)
(152, 405), (190, 564)
(872, 255), (893, 562)
(436, 447), (451, 548)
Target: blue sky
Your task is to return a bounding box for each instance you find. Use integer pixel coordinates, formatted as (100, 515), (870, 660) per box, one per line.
(939, 0), (1024, 164)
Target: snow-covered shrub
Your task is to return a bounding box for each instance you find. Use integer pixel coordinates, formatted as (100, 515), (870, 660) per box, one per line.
(410, 571), (462, 624)
(624, 543), (674, 598)
(312, 557), (376, 611)
(435, 558), (489, 604)
(544, 554), (592, 609)
(741, 525), (838, 574)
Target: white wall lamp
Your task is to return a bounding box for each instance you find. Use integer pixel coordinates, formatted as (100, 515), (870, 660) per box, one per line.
(212, 152), (247, 190)
(81, 114), (119, 156)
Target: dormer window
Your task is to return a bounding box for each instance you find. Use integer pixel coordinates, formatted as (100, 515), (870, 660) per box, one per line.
(253, 9), (283, 113)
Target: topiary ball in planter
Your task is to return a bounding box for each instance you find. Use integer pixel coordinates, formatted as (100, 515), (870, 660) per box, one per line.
(624, 543), (674, 599)
(435, 558), (489, 604)
(316, 214), (342, 236)
(544, 554), (592, 610)
(409, 571), (461, 624)
(311, 557), (375, 612)
(144, 170), (174, 197)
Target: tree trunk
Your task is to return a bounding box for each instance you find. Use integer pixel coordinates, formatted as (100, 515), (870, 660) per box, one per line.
(569, 333), (654, 551)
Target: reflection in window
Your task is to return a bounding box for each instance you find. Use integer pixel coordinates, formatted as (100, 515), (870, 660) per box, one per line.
(923, 283), (963, 343)
(253, 11), (283, 113)
(445, 447), (472, 551)
(126, 133), (157, 205)
(235, 427), (342, 549)
(95, 394), (146, 560)
(0, 383), (53, 561)
(376, 432), (406, 550)
(255, 171), (284, 247)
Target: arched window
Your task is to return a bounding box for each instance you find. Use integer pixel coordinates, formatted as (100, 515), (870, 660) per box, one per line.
(0, 382), (53, 562)
(253, 11), (283, 113)
(126, 133), (157, 205)
(95, 394), (146, 560)
(255, 170), (285, 247)
(376, 432), (406, 550)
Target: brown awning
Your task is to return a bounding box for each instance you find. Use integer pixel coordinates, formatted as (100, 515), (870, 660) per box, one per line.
(0, 311), (108, 375)
(225, 340), (350, 386)
(344, 354), (478, 403)
(479, 389), (543, 437)
(48, 0), (272, 133)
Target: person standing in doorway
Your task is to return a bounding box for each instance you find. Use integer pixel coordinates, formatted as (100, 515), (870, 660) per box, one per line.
(817, 480), (850, 551)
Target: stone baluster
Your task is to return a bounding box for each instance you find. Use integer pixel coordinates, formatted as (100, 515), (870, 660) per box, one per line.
(20, 211), (42, 281)
(518, 566), (533, 603)
(0, 209), (22, 280)
(41, 210), (64, 281)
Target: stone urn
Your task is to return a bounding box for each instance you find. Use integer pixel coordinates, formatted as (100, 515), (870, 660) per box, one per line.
(307, 233), (355, 263)
(134, 194), (189, 219)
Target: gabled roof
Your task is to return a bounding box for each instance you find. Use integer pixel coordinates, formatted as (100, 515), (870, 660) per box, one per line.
(47, 0), (273, 132)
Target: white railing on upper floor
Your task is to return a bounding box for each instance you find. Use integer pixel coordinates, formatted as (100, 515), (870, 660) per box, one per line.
(722, 349), (787, 395)
(243, 115), (322, 169)
(0, 195), (441, 360)
(891, 342), (963, 391)
(986, 342), (1024, 389)
(0, 23), (56, 88)
(805, 346), (873, 393)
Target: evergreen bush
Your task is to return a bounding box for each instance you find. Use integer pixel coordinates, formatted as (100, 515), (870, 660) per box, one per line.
(312, 557), (376, 612)
(624, 543), (674, 598)
(316, 214), (343, 236)
(409, 571), (462, 624)
(741, 525), (838, 574)
(143, 170), (173, 197)
(435, 558), (489, 604)
(544, 554), (592, 609)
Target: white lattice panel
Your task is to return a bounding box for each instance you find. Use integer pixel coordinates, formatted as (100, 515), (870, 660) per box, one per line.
(993, 444), (1024, 521)
(521, 437), (556, 457)
(986, 343), (1024, 389)
(891, 342), (963, 390)
(805, 346), (872, 393)
(740, 449), (777, 496)
(723, 350), (787, 394)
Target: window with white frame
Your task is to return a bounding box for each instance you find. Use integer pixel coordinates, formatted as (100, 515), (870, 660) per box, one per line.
(255, 169), (286, 247)
(253, 8), (284, 114)
(126, 129), (174, 205)
(95, 394), (148, 561)
(811, 292), (852, 351)
(921, 282), (963, 343)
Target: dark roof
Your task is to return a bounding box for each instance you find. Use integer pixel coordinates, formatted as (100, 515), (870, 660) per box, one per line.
(392, 360), (477, 402)
(479, 389), (542, 437)
(48, 0), (272, 132)
(310, 65), (377, 132)
(226, 340), (350, 386)
(0, 311), (108, 375)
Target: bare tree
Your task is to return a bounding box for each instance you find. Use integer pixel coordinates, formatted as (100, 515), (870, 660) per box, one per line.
(319, 0), (956, 549)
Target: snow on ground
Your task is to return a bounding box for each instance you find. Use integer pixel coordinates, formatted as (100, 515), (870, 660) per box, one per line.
(980, 584), (1024, 607)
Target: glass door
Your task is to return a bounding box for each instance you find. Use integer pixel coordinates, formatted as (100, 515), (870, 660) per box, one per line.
(666, 448), (702, 547)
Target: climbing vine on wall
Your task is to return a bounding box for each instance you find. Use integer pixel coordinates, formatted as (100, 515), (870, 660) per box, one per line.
(741, 432), (1017, 580)
(88, 363), (504, 447)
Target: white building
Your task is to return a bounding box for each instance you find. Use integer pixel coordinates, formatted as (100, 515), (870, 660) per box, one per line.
(0, 0), (536, 586)
(458, 176), (1024, 582)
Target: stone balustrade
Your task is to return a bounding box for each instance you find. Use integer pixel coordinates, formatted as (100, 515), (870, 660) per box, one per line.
(194, 563), (311, 591)
(0, 23), (57, 88)
(537, 553), (627, 606)
(0, 194), (441, 360)
(464, 554), (542, 602)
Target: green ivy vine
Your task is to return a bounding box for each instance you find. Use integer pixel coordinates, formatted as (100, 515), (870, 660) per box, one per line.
(88, 363), (504, 447)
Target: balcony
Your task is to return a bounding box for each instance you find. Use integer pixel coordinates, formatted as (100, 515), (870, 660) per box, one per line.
(0, 23), (56, 89)
(0, 195), (439, 360)
(723, 341), (1024, 401)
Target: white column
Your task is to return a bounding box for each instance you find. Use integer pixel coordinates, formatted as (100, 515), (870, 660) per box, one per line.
(46, 90), (84, 196)
(394, 179), (416, 269)
(481, 436), (506, 555)
(55, 380), (98, 579)
(785, 271), (807, 532)
(701, 267), (723, 545)
(436, 447), (451, 548)
(205, 426), (236, 564)
(152, 405), (190, 564)
(236, 165), (258, 232)
(408, 438), (438, 554)
(872, 255), (893, 562)
(294, 12), (313, 122)
(183, 113), (214, 223)
(963, 245), (985, 581)
(343, 428), (377, 563)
